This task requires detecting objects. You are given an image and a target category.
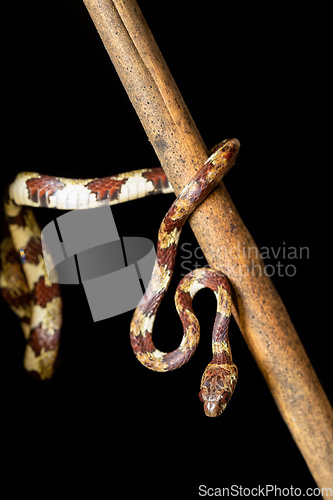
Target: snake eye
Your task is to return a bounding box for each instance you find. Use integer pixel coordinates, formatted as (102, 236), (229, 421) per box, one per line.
(220, 392), (231, 404)
(198, 390), (204, 403)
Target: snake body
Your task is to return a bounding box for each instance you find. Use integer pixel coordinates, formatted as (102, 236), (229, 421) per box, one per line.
(130, 138), (239, 416)
(1, 204), (62, 379)
(1, 138), (240, 416)
(1, 167), (172, 379)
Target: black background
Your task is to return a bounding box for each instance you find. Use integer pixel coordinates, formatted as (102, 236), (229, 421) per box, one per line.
(1, 1), (331, 497)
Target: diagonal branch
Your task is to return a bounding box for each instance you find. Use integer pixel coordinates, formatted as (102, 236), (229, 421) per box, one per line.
(82, 0), (333, 492)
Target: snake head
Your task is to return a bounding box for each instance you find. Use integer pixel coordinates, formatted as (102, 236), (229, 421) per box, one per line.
(199, 362), (238, 417)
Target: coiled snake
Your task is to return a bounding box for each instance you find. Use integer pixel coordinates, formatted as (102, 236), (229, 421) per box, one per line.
(1, 138), (240, 417)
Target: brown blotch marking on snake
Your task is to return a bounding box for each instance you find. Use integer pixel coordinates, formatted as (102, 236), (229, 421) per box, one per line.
(162, 211), (184, 233)
(29, 325), (61, 355)
(26, 175), (66, 206)
(0, 240), (30, 311)
(85, 176), (127, 201)
(164, 348), (191, 370)
(0, 287), (31, 310)
(1, 243), (20, 265)
(34, 276), (60, 308)
(156, 243), (177, 270)
(198, 272), (231, 294)
(24, 236), (42, 265)
(139, 289), (166, 317)
(176, 288), (193, 312)
(7, 211), (27, 228)
(131, 331), (155, 355)
(142, 167), (170, 192)
(161, 165), (219, 232)
(213, 312), (230, 343)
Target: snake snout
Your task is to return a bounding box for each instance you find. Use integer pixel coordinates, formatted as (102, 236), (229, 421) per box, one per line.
(203, 400), (227, 418)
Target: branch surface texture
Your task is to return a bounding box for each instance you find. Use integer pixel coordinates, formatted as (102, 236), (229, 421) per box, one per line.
(83, 0), (333, 492)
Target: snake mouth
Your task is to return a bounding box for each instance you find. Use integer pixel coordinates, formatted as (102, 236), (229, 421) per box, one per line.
(203, 400), (227, 418)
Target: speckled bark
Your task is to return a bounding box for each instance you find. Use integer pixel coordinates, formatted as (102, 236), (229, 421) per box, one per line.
(83, 0), (333, 492)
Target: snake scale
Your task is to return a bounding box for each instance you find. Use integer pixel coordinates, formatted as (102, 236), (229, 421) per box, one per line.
(1, 137), (240, 417)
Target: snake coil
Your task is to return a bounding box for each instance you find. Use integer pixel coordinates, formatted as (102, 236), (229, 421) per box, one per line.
(1, 138), (240, 416)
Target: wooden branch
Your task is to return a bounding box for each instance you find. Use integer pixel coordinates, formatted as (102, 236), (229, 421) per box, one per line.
(82, 0), (333, 492)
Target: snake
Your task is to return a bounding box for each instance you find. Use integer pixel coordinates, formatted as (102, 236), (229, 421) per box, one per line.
(1, 137), (240, 416)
